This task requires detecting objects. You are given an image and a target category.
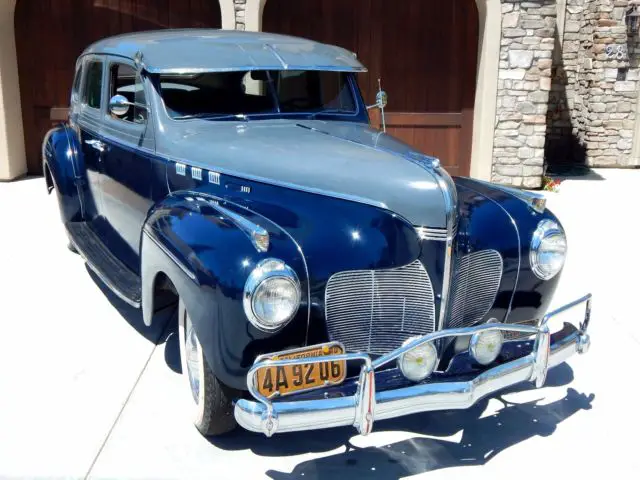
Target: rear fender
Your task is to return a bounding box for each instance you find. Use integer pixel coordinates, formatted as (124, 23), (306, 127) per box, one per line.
(42, 125), (84, 222)
(141, 192), (310, 390)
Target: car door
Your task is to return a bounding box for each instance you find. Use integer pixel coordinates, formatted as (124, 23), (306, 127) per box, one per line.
(75, 55), (108, 224)
(98, 58), (155, 274)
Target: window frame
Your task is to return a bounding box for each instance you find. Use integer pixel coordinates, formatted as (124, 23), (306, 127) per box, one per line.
(81, 56), (105, 111)
(105, 59), (149, 126)
(157, 70), (363, 122)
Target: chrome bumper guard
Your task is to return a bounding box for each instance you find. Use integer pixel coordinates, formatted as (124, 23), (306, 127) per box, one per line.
(235, 294), (592, 437)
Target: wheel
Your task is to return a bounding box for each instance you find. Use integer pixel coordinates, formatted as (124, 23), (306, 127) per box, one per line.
(178, 298), (239, 436)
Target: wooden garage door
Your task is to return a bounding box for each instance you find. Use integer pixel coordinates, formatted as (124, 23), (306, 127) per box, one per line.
(264, 0), (479, 176)
(15, 0), (221, 174)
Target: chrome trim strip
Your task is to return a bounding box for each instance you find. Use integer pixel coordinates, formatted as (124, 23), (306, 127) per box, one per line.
(235, 294), (592, 436)
(164, 157), (389, 211)
(143, 229), (197, 281)
(415, 226), (447, 241)
(143, 65), (368, 74)
(200, 199), (269, 253)
(431, 164), (458, 332)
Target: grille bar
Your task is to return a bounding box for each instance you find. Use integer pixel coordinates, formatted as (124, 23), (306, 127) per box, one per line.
(447, 250), (503, 329)
(325, 260), (436, 354)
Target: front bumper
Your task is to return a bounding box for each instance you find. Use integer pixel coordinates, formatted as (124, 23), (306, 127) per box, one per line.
(235, 294), (592, 437)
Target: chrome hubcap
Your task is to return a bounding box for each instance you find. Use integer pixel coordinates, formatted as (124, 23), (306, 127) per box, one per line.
(185, 314), (200, 404)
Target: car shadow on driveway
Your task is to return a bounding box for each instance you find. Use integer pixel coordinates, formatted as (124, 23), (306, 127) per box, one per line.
(211, 363), (593, 479)
(86, 266), (175, 345)
(85, 265), (595, 479)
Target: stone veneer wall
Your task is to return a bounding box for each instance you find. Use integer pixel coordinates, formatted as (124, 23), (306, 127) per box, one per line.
(234, 0), (246, 30)
(559, 0), (639, 167)
(492, 0), (558, 188)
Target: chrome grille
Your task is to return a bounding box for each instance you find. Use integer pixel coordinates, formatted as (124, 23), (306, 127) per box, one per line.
(447, 250), (503, 329)
(325, 260), (436, 354)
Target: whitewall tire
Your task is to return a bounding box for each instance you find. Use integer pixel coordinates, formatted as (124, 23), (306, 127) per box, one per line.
(178, 299), (238, 436)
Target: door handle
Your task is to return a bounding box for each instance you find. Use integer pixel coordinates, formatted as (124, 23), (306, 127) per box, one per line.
(85, 139), (106, 153)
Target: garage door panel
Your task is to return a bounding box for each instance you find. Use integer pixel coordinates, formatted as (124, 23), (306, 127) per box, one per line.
(15, 0), (221, 174)
(264, 0), (478, 176)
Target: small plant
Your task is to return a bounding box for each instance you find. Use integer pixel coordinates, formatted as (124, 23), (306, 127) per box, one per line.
(542, 175), (561, 192)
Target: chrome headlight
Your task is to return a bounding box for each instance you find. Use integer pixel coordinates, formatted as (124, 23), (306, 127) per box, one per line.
(530, 219), (567, 280)
(243, 259), (301, 331)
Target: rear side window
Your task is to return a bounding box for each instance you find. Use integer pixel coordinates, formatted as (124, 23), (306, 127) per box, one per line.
(71, 62), (83, 102)
(83, 60), (103, 109)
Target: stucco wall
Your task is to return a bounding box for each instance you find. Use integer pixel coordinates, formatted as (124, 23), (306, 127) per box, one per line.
(0, 0), (26, 181)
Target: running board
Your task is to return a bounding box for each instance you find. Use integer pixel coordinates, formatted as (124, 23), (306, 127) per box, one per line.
(66, 222), (142, 308)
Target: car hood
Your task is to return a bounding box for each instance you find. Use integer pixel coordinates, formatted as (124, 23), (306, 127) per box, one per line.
(158, 119), (447, 227)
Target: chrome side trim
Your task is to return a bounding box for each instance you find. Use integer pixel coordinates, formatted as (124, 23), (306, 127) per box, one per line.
(431, 164), (458, 332)
(415, 226), (447, 241)
(200, 199), (269, 253)
(235, 294), (592, 436)
(164, 157), (389, 212)
(143, 229), (197, 281)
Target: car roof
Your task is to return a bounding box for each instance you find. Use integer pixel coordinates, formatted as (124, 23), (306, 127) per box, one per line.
(82, 29), (367, 74)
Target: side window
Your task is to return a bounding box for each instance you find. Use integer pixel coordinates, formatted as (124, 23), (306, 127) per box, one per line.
(109, 63), (147, 124)
(83, 60), (103, 109)
(71, 61), (84, 103)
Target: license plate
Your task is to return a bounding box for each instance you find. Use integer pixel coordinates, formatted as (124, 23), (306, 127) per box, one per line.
(254, 343), (346, 398)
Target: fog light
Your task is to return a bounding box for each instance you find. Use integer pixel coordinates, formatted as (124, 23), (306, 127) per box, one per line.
(470, 329), (504, 365)
(397, 338), (438, 382)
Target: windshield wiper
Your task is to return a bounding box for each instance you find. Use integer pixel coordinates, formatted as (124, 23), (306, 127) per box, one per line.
(174, 113), (250, 121)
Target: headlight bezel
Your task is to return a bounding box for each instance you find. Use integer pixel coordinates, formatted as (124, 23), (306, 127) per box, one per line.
(243, 258), (302, 332)
(530, 219), (567, 280)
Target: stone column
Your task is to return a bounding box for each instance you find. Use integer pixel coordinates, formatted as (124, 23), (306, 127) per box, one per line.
(0, 0), (26, 181)
(234, 0), (247, 30)
(492, 0), (557, 188)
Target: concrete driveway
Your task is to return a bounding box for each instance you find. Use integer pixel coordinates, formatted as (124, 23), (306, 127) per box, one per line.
(0, 169), (638, 479)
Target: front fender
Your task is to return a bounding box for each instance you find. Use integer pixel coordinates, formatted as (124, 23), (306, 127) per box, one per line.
(141, 192), (309, 390)
(42, 125), (83, 222)
(454, 177), (563, 323)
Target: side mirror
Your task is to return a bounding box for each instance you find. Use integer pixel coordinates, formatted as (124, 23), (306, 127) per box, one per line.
(109, 94), (131, 117)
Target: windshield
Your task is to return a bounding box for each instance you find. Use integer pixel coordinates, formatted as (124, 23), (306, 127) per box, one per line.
(158, 70), (357, 120)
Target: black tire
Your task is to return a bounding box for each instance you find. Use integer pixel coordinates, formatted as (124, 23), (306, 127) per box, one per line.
(178, 299), (238, 436)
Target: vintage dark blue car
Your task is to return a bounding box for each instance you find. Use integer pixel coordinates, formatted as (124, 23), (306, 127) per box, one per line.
(43, 30), (592, 438)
